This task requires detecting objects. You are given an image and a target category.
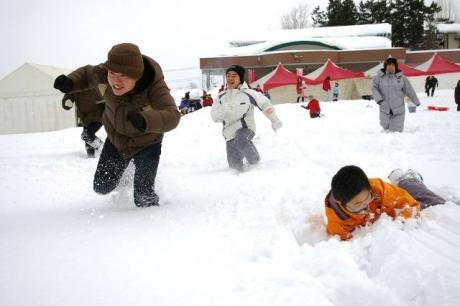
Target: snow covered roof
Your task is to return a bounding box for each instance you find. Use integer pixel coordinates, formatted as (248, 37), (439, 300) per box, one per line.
(229, 23), (392, 47)
(437, 23), (460, 33)
(218, 36), (392, 57)
(214, 23), (393, 57)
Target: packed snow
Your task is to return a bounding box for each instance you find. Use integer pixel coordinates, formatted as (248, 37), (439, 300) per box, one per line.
(1, 89), (460, 306)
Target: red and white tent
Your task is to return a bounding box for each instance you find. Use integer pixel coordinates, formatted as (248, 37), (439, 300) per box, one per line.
(413, 53), (460, 92)
(416, 53), (460, 75)
(251, 63), (312, 91)
(306, 59), (364, 85)
(398, 63), (428, 77)
(250, 63), (315, 104)
(304, 59), (364, 100)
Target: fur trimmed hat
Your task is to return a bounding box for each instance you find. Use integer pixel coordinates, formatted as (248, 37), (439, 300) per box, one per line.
(103, 43), (144, 80)
(226, 65), (245, 82)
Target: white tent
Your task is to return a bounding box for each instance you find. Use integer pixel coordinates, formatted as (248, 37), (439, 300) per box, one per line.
(0, 63), (76, 134)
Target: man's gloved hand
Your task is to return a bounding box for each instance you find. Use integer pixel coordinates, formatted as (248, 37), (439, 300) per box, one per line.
(271, 118), (283, 131)
(54, 75), (73, 93)
(127, 110), (146, 132)
(61, 97), (74, 110)
(377, 100), (383, 105)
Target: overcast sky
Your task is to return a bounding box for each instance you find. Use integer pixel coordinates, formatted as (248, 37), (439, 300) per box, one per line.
(1, 0), (455, 80)
(0, 0), (328, 79)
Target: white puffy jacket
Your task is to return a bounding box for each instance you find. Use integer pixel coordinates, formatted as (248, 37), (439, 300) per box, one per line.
(211, 83), (271, 141)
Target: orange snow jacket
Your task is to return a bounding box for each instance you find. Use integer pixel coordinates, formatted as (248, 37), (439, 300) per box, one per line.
(324, 178), (421, 240)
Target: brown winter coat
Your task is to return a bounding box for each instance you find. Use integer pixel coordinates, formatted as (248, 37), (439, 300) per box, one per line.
(67, 56), (180, 159)
(62, 88), (105, 126)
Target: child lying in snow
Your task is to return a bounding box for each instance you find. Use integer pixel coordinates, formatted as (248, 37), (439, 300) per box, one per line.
(324, 165), (445, 240)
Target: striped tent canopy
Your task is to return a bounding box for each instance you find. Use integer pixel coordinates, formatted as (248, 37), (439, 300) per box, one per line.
(305, 58), (364, 85)
(251, 63), (313, 91)
(416, 53), (460, 75)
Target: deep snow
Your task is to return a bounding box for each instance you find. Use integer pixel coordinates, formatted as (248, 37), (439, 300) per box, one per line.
(1, 89), (460, 306)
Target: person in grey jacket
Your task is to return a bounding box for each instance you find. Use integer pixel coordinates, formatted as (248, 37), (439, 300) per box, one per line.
(211, 65), (283, 172)
(372, 57), (420, 132)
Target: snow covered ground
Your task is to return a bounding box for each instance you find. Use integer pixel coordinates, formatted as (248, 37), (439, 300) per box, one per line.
(1, 89), (459, 306)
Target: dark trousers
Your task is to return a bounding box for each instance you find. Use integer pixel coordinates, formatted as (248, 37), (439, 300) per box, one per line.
(398, 179), (445, 209)
(310, 113), (320, 118)
(93, 138), (162, 207)
(82, 122), (103, 155)
(226, 128), (259, 171)
(82, 122), (102, 142)
(426, 86), (435, 96)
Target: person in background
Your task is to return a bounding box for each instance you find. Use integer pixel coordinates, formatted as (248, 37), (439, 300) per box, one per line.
(332, 81), (340, 102)
(211, 65), (283, 172)
(54, 43), (180, 208)
(372, 57), (420, 132)
(301, 95), (321, 118)
(324, 165), (445, 240)
(296, 77), (304, 103)
(301, 79), (308, 102)
(455, 80), (460, 111)
(322, 76), (331, 101)
(179, 96), (191, 114)
(202, 93), (214, 107)
(425, 75), (438, 97)
(61, 88), (105, 157)
(255, 85), (263, 93)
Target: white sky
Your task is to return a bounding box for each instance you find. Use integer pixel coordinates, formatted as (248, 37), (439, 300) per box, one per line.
(0, 0), (326, 79)
(0, 0), (455, 81)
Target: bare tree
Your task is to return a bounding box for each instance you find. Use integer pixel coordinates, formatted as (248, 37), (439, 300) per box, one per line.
(280, 3), (311, 29)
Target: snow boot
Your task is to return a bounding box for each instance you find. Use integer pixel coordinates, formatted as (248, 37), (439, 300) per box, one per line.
(388, 168), (405, 185)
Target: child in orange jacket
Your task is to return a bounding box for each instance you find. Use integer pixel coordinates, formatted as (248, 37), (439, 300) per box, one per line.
(324, 165), (445, 240)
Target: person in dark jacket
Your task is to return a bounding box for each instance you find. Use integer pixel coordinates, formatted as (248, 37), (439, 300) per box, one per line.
(425, 75), (438, 97)
(54, 43), (180, 207)
(455, 80), (460, 111)
(61, 88), (105, 157)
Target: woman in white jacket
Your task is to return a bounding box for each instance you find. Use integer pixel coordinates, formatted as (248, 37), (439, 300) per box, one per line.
(211, 65), (283, 171)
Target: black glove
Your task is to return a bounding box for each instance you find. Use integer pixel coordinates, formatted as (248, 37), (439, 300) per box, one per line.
(61, 95), (74, 110)
(377, 100), (383, 105)
(54, 75), (73, 93)
(127, 110), (146, 132)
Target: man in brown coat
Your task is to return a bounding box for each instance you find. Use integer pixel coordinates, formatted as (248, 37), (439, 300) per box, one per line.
(54, 43), (181, 207)
(62, 88), (105, 157)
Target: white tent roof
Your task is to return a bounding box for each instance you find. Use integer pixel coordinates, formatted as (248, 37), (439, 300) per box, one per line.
(0, 63), (72, 98)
